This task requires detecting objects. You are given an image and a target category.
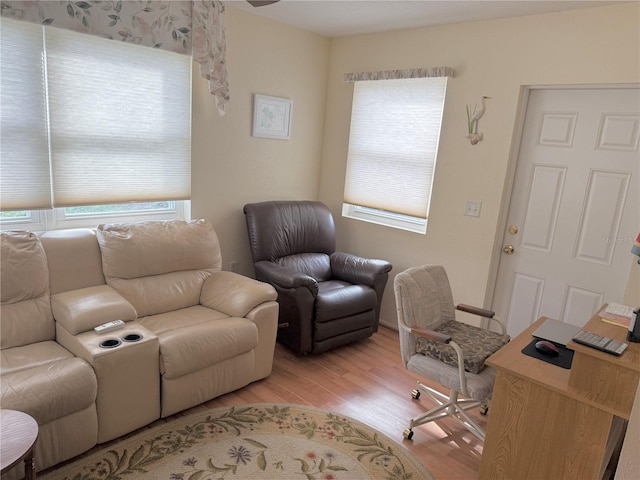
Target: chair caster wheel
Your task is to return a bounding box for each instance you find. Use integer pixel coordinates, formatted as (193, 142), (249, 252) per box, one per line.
(480, 404), (489, 415)
(411, 389), (421, 400)
(403, 428), (414, 440)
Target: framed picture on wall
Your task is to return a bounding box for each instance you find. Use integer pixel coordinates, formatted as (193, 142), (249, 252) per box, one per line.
(252, 94), (293, 139)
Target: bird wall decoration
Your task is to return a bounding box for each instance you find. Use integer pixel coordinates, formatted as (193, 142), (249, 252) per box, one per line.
(466, 96), (491, 145)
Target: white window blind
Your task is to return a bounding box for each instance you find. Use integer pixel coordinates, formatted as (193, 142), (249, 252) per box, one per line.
(0, 17), (191, 211)
(0, 19), (52, 210)
(343, 77), (448, 221)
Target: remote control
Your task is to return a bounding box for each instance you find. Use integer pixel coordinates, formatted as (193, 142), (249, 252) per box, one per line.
(94, 320), (125, 334)
(572, 330), (628, 356)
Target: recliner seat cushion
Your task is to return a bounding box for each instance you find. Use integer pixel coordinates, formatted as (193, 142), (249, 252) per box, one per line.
(0, 348), (97, 424)
(138, 306), (258, 379)
(0, 341), (71, 375)
(416, 320), (510, 374)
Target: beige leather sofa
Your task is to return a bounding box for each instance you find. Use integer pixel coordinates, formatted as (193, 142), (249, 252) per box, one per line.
(0, 231), (99, 477)
(0, 219), (279, 478)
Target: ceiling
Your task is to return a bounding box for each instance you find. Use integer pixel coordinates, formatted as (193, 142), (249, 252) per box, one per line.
(226, 0), (626, 37)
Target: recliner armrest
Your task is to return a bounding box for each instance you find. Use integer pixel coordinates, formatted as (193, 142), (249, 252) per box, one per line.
(254, 261), (318, 295)
(330, 252), (392, 287)
(200, 271), (277, 317)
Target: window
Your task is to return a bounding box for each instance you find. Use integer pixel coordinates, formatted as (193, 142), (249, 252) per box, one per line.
(0, 17), (191, 230)
(342, 76), (448, 234)
(0, 202), (189, 232)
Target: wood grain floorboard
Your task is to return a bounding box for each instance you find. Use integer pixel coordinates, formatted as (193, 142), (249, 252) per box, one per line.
(44, 326), (485, 479)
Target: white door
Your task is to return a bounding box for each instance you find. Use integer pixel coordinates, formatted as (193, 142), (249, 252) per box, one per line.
(493, 87), (639, 336)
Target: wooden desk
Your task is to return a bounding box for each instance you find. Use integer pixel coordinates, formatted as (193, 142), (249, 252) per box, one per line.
(0, 409), (38, 480)
(480, 310), (640, 480)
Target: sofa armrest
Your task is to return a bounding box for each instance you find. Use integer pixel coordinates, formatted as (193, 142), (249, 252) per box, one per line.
(51, 285), (137, 335)
(254, 261), (318, 294)
(330, 252), (392, 287)
(200, 271), (277, 318)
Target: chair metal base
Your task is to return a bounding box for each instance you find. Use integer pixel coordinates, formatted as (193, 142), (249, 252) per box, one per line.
(403, 380), (487, 441)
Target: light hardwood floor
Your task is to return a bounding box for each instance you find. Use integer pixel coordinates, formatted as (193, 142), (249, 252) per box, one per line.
(46, 327), (486, 479)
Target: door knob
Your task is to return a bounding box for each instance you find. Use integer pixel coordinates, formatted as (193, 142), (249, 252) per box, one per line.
(503, 245), (515, 255)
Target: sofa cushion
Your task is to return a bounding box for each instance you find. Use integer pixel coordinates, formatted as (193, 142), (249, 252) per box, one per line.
(0, 354), (97, 425)
(138, 304), (228, 335)
(97, 219), (221, 279)
(97, 220), (221, 317)
(416, 320), (510, 374)
(0, 341), (71, 375)
(39, 228), (106, 295)
(1, 231), (55, 349)
(139, 307), (258, 379)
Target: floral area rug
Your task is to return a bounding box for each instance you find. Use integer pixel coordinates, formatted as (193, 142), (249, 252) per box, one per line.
(40, 404), (434, 480)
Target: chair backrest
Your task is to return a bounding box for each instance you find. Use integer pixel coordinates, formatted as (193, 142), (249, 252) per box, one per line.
(0, 231), (55, 349)
(244, 201), (336, 263)
(394, 265), (456, 365)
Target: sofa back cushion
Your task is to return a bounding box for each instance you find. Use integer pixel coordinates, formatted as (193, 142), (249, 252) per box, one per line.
(1, 231), (55, 349)
(39, 228), (106, 294)
(97, 219), (221, 317)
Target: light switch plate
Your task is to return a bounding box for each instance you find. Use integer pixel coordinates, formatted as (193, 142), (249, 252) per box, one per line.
(464, 200), (482, 217)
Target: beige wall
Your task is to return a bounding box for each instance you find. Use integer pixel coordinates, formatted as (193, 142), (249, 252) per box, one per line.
(320, 3), (640, 328)
(191, 3), (640, 329)
(191, 7), (330, 272)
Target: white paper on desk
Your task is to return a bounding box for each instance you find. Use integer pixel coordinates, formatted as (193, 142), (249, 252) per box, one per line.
(605, 303), (634, 319)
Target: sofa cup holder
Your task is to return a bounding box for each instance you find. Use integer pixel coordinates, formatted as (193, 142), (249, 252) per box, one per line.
(122, 333), (143, 343)
(99, 338), (121, 349)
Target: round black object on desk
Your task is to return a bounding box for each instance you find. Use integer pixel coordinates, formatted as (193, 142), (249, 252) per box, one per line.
(521, 339), (574, 369)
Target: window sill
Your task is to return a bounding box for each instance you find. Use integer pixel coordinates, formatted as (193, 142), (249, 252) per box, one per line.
(341, 203), (427, 234)
(0, 201), (190, 232)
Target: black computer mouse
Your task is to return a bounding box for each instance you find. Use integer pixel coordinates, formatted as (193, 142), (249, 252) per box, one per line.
(535, 340), (560, 357)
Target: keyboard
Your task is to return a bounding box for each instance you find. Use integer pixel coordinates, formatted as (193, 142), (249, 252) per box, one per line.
(572, 330), (628, 356)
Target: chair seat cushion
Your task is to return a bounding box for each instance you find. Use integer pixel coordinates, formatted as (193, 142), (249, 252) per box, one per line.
(416, 320), (510, 374)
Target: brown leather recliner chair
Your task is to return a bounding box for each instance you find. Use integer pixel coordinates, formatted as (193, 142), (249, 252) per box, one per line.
(243, 200), (392, 354)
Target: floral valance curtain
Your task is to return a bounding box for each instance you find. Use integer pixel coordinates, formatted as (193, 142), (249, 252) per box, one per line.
(1, 0), (229, 114)
(344, 66), (455, 83)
